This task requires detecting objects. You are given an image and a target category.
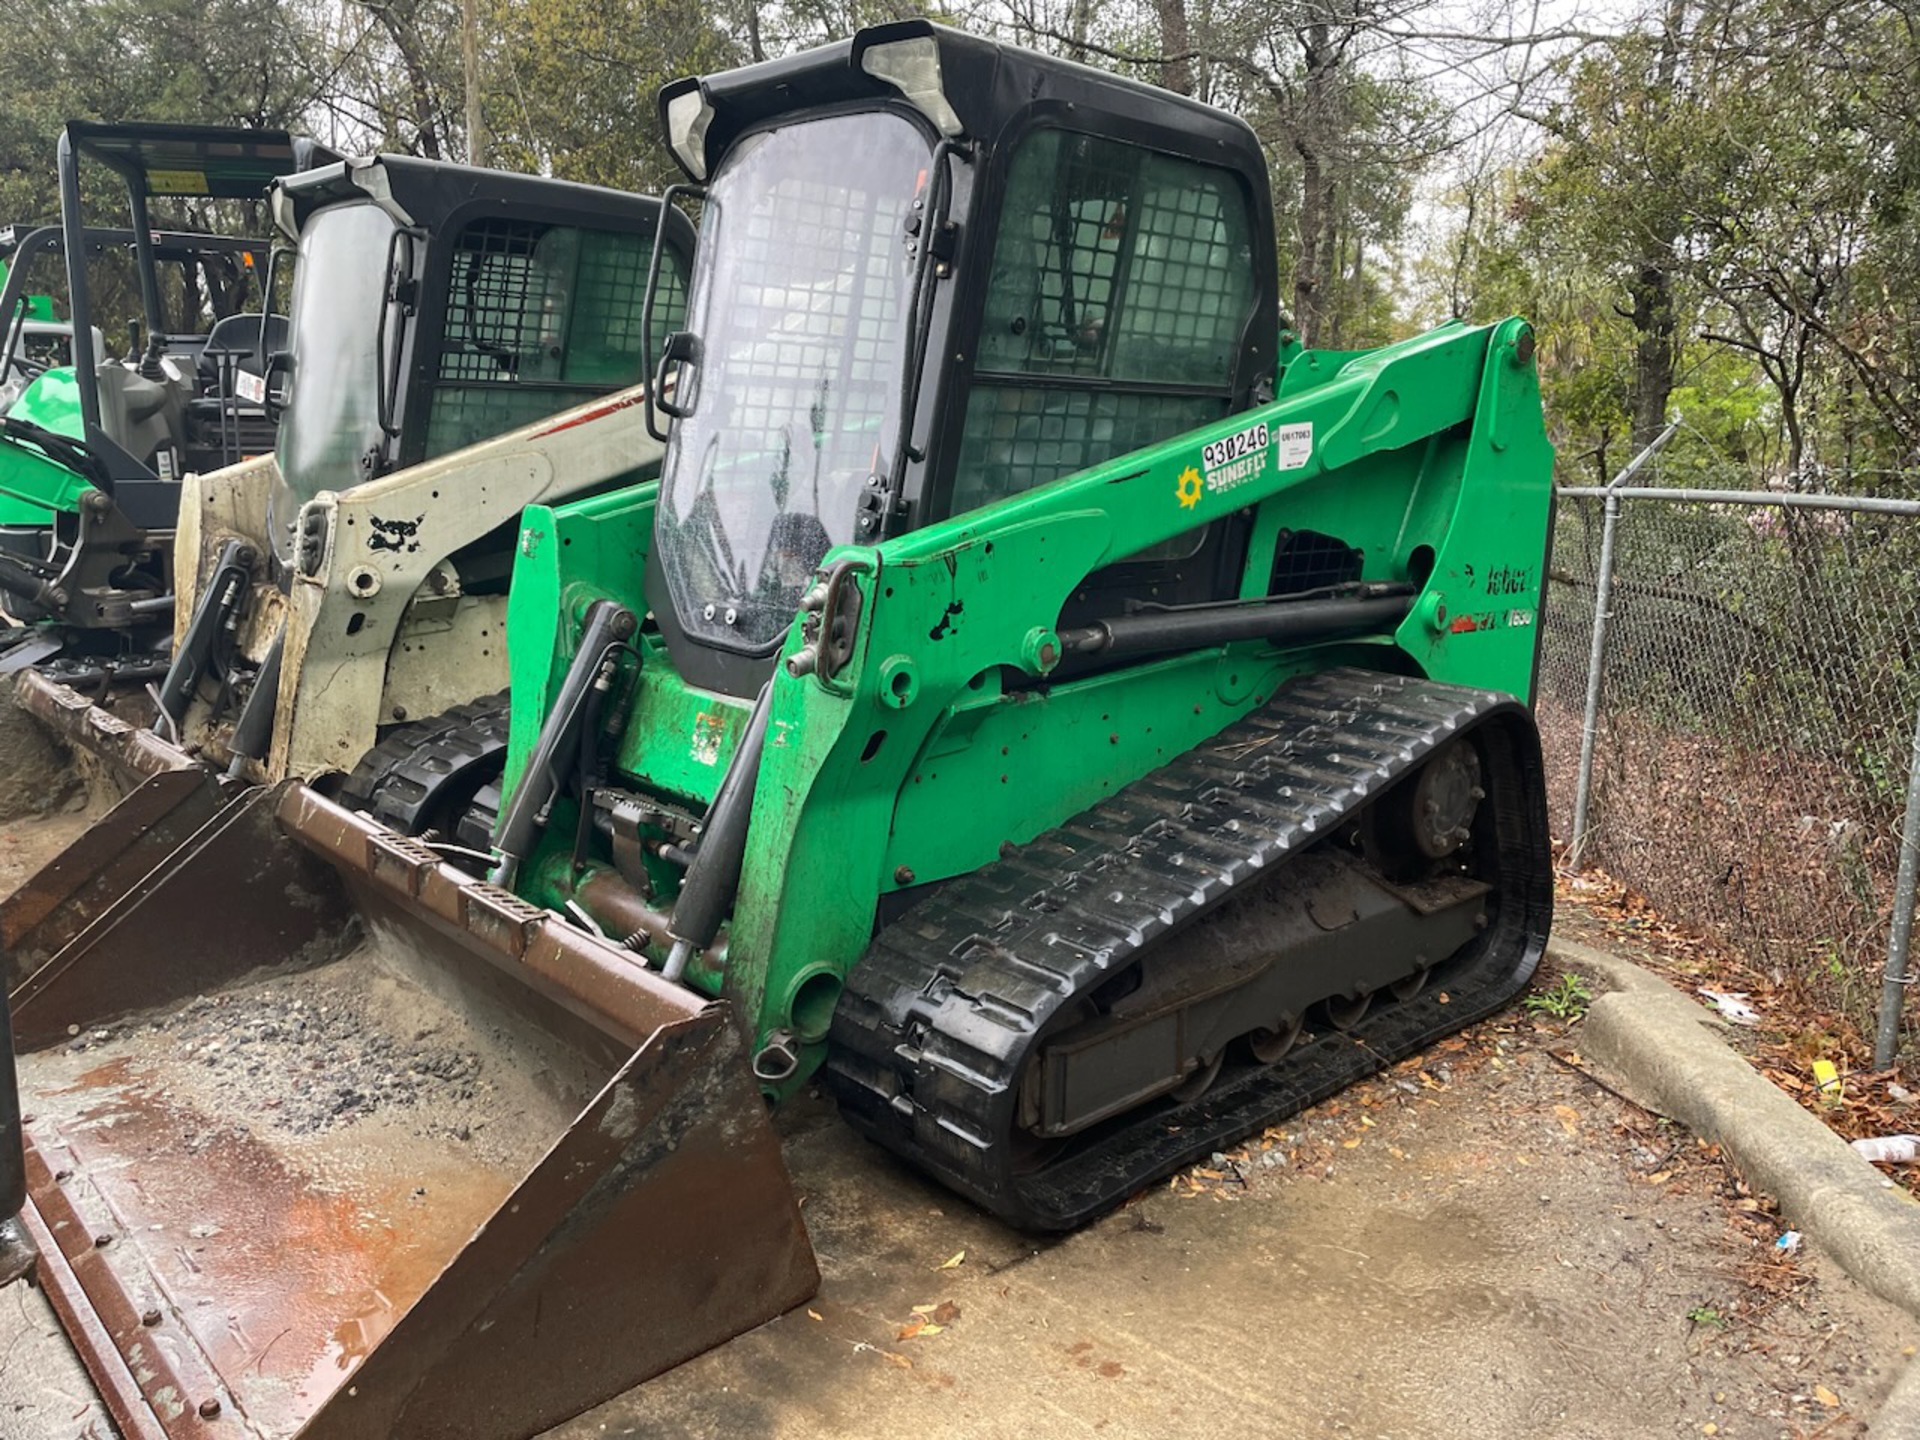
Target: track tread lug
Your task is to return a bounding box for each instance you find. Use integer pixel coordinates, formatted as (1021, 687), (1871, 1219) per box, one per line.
(825, 666), (1551, 1231)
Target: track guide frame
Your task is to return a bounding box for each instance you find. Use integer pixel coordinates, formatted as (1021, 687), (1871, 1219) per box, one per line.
(828, 667), (1552, 1230)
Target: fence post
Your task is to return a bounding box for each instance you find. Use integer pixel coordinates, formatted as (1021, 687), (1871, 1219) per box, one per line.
(1567, 422), (1681, 870)
(1875, 692), (1920, 1068)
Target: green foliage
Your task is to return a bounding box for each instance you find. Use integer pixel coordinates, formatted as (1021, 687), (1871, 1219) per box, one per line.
(482, 0), (740, 194)
(1437, 0), (1920, 488)
(1523, 973), (1593, 1021)
(1686, 1304), (1728, 1329)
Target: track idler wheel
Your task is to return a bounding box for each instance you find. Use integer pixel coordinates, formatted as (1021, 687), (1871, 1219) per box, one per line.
(1245, 1014), (1304, 1064)
(1320, 991), (1374, 1030)
(1169, 1049), (1224, 1102)
(1390, 964), (1433, 1002)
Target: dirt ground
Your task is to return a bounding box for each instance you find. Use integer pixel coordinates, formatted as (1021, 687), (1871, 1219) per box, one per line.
(0, 818), (1915, 1438)
(552, 1023), (1918, 1440)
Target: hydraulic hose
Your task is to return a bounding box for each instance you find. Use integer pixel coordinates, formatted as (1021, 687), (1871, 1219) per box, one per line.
(489, 599), (637, 888)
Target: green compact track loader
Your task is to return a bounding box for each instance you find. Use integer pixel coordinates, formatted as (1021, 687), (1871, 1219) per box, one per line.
(0, 20), (1553, 1439)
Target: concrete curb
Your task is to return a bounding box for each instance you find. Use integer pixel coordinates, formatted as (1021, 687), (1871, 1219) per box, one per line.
(1548, 939), (1920, 1434)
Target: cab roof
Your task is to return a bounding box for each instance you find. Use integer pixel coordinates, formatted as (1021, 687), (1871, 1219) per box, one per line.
(62, 121), (338, 200)
(658, 19), (1265, 185)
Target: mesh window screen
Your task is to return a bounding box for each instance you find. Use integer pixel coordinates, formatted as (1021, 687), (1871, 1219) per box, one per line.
(1270, 529), (1364, 594)
(1110, 156), (1253, 382)
(972, 132), (1253, 387)
(953, 389), (1222, 514)
(439, 218), (549, 384)
(426, 216), (687, 458)
(957, 129), (1253, 522)
(563, 229), (685, 385)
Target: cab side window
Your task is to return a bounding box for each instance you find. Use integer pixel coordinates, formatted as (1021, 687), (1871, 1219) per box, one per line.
(424, 217), (689, 457)
(953, 130), (1255, 519)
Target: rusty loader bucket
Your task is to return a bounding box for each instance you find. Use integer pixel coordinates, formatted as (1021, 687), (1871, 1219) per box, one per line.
(6, 782), (818, 1439)
(1, 669), (216, 993)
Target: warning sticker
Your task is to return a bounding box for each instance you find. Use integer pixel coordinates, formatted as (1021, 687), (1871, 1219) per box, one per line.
(148, 169), (210, 195)
(1276, 422), (1313, 471)
(235, 370), (266, 404)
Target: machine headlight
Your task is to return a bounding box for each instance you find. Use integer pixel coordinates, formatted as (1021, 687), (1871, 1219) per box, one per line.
(665, 88), (717, 181)
(859, 36), (963, 138)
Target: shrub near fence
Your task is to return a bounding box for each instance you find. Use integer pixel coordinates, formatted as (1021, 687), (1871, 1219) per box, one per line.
(1537, 468), (1920, 1046)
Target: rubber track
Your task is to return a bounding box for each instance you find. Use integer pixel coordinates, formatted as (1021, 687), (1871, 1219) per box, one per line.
(337, 692), (510, 836)
(826, 666), (1552, 1232)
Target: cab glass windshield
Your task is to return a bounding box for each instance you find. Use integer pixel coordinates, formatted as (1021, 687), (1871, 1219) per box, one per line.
(656, 111), (927, 652)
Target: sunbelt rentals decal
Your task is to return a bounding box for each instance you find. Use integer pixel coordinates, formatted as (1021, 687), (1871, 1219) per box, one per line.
(1177, 421), (1313, 509)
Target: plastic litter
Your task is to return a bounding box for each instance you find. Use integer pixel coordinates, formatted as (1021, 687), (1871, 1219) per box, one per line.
(1698, 988), (1760, 1026)
(1850, 1135), (1920, 1165)
(1811, 1059), (1843, 1103)
(1774, 1230), (1802, 1255)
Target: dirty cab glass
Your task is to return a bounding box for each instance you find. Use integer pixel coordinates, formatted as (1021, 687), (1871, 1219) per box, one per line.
(655, 111), (926, 652)
(954, 130), (1255, 526)
(275, 200), (398, 507)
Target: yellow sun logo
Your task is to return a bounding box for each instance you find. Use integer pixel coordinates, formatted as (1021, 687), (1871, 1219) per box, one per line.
(1176, 466), (1203, 509)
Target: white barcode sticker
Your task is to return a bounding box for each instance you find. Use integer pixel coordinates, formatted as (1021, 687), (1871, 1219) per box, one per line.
(1276, 422), (1313, 471)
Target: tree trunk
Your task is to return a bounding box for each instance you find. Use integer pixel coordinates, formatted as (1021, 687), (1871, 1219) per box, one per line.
(1292, 18), (1338, 347)
(364, 1), (443, 159)
(462, 0), (485, 167)
(1157, 0), (1192, 96)
(1628, 260), (1675, 452)
(1068, 0), (1095, 63)
(1627, 0), (1689, 451)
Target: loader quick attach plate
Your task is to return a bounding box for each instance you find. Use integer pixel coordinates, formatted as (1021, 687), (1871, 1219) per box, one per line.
(829, 668), (1553, 1230)
(9, 783), (817, 1440)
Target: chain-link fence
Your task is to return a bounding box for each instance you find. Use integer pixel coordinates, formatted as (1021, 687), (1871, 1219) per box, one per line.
(1538, 440), (1920, 1058)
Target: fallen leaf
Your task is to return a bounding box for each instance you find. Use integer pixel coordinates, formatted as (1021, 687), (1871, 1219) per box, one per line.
(911, 1304), (938, 1316)
(1341, 1138), (1363, 1149)
(1553, 1104), (1580, 1136)
(1647, 1170), (1673, 1185)
(1192, 1167), (1226, 1180)
(932, 1300), (961, 1325)
(884, 1351), (912, 1370)
(807, 1309), (823, 1322)
(1515, 1155), (1531, 1167)
(938, 1250), (965, 1270)
(1813, 1385), (1840, 1408)
(898, 1318), (926, 1341)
